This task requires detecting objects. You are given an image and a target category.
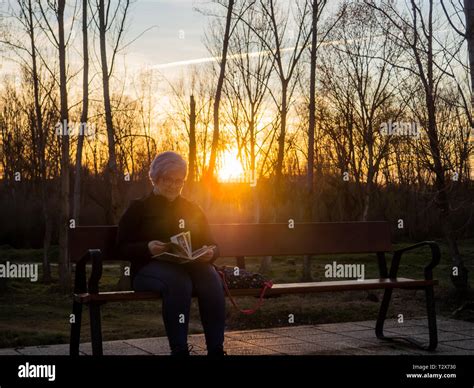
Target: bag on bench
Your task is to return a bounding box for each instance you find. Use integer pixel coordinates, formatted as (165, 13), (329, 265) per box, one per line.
(215, 266), (269, 289)
(214, 265), (273, 315)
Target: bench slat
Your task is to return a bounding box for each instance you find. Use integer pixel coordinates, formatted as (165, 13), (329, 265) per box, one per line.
(213, 222), (392, 256)
(69, 222), (393, 262)
(74, 278), (437, 303)
(258, 278), (437, 294)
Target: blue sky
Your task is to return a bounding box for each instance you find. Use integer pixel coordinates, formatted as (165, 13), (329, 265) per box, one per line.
(126, 0), (209, 69)
(0, 0), (210, 77)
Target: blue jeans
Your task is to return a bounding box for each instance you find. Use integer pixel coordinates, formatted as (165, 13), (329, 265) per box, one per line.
(133, 261), (225, 352)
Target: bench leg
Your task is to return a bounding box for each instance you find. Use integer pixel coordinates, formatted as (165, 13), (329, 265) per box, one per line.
(375, 287), (438, 351)
(70, 301), (83, 356)
(89, 303), (103, 356)
(375, 288), (392, 339)
(425, 285), (438, 351)
(236, 256), (246, 269)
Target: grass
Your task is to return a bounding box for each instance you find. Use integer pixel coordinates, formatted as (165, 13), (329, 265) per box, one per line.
(0, 239), (473, 348)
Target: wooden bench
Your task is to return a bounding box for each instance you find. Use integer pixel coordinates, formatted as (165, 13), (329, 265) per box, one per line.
(69, 221), (440, 355)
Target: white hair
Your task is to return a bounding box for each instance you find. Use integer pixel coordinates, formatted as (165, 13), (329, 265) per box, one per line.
(149, 151), (187, 183)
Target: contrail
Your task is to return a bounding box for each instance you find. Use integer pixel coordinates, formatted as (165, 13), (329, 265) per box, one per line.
(151, 46), (302, 70)
(151, 27), (452, 71)
(150, 37), (384, 70)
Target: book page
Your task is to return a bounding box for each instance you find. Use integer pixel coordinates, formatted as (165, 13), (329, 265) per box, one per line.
(191, 245), (216, 260)
(152, 240), (187, 260)
(152, 232), (215, 263)
(184, 231), (192, 255)
(170, 232), (192, 258)
(152, 250), (185, 260)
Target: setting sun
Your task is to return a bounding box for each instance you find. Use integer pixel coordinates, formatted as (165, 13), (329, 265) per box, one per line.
(217, 150), (246, 182)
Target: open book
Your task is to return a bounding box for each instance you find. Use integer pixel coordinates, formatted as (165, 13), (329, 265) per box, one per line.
(152, 231), (216, 264)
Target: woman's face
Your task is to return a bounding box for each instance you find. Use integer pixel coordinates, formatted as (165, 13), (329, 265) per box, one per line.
(155, 169), (186, 201)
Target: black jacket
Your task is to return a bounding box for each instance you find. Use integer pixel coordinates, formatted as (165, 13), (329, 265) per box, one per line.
(115, 191), (219, 280)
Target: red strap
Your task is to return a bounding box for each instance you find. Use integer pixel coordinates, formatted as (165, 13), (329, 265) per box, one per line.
(217, 269), (273, 315)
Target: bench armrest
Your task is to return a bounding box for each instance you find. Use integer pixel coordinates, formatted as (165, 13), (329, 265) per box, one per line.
(74, 249), (103, 294)
(391, 241), (441, 280)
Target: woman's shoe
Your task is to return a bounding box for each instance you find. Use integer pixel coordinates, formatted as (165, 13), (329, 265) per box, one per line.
(207, 346), (227, 357)
(171, 344), (193, 356)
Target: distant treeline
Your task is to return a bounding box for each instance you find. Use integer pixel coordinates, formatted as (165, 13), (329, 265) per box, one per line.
(1, 172), (472, 249)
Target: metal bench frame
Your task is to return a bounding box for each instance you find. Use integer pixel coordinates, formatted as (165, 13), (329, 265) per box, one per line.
(69, 222), (440, 356)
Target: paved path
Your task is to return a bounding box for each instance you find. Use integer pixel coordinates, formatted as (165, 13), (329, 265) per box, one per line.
(1, 317), (473, 355)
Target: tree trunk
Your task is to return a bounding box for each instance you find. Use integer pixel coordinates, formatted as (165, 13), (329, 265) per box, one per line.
(26, 0), (52, 282)
(188, 94), (197, 185)
(361, 166), (374, 222)
(275, 81), (288, 188)
(307, 0), (318, 196)
(206, 0), (235, 181)
(455, 0), (474, 292)
(426, 87), (468, 290)
(465, 0), (474, 107)
(302, 0), (320, 282)
(259, 180), (275, 275)
(99, 0), (120, 223)
(73, 0), (89, 222)
(361, 182), (371, 222)
(58, 0), (71, 290)
(42, 206), (52, 283)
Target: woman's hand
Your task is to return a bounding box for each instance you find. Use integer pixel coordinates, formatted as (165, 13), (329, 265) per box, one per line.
(148, 240), (169, 256)
(200, 245), (215, 261)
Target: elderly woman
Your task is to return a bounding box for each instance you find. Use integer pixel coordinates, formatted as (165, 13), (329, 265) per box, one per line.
(116, 151), (225, 356)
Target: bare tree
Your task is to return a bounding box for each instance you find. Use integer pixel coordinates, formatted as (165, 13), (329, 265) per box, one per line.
(189, 94), (197, 185)
(33, 0), (78, 289)
(94, 0), (131, 223)
(307, 0), (328, 197)
(249, 0), (312, 188)
(3, 0), (55, 282)
(4, 0), (76, 287)
(57, 0), (71, 289)
(224, 1), (274, 215)
(367, 0), (470, 291)
(298, 0), (329, 281)
(464, 0), (474, 117)
(73, 0), (90, 222)
(204, 0), (236, 182)
(132, 66), (159, 172)
(166, 66), (216, 185)
(441, 0), (474, 110)
(439, 1), (474, 184)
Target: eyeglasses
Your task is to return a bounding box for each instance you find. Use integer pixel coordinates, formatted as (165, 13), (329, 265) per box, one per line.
(161, 176), (185, 187)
